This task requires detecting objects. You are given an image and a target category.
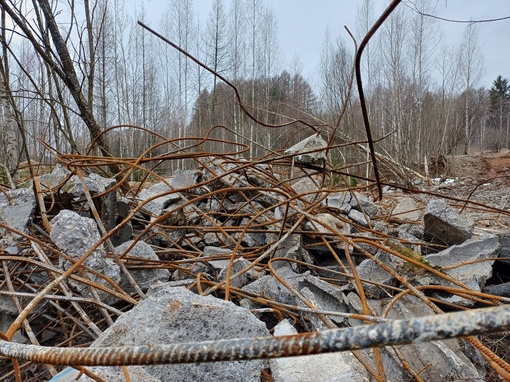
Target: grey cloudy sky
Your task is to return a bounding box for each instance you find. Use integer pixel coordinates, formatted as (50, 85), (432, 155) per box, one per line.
(141, 0), (510, 88)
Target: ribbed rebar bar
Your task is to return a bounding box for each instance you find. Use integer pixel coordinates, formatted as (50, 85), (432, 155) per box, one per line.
(1, 305), (509, 366)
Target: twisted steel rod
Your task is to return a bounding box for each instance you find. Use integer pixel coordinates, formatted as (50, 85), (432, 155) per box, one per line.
(1, 305), (509, 366)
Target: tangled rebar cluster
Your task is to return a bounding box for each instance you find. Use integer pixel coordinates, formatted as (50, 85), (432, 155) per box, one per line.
(1, 0), (510, 381)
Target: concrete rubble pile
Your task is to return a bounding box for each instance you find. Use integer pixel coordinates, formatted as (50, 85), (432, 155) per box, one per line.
(1, 135), (509, 381)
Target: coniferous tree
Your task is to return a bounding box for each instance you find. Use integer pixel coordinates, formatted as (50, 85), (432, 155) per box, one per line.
(488, 75), (510, 148)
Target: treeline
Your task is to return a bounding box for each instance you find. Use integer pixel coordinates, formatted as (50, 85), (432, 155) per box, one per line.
(0, 0), (508, 178)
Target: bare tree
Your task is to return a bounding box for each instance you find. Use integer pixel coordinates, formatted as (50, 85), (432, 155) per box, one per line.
(228, 0), (246, 83)
(169, 0), (195, 127)
(434, 43), (462, 156)
(377, 5), (409, 160)
(356, 0), (376, 94)
(0, 0), (122, 176)
(319, 29), (352, 124)
(246, 0), (263, 157)
(0, 8), (20, 174)
(458, 24), (484, 154)
(407, 0), (440, 163)
(204, 0), (229, 125)
(227, 0), (247, 145)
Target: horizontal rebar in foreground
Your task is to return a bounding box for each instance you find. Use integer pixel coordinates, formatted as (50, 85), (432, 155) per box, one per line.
(1, 305), (509, 366)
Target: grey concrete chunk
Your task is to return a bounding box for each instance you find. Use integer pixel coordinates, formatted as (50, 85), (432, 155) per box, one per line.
(38, 164), (71, 190)
(89, 286), (269, 382)
(397, 223), (424, 241)
(322, 191), (352, 214)
(202, 246), (232, 269)
(170, 169), (201, 191)
(50, 210), (105, 261)
(290, 176), (323, 203)
(378, 295), (483, 381)
(391, 196), (423, 222)
(348, 208), (369, 227)
(270, 319), (370, 382)
(356, 252), (397, 298)
(218, 257), (258, 289)
(0, 188), (36, 235)
(350, 192), (379, 217)
(242, 274), (298, 307)
(50, 210), (121, 302)
(284, 134), (327, 165)
(347, 294), (484, 381)
(270, 234), (304, 272)
(498, 233), (510, 262)
(424, 199), (474, 245)
(115, 240), (170, 294)
(298, 274), (349, 327)
(420, 236), (500, 305)
(0, 313), (28, 344)
(110, 218), (133, 247)
(137, 179), (182, 216)
(305, 213), (351, 236)
(68, 172), (116, 198)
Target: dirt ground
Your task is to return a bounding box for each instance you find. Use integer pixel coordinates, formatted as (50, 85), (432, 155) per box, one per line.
(449, 149), (510, 181)
(433, 150), (510, 233)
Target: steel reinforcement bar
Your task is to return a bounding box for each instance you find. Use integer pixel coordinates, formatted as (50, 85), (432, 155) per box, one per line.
(0, 305), (509, 366)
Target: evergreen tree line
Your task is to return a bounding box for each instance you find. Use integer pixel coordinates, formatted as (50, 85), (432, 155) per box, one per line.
(0, 0), (508, 178)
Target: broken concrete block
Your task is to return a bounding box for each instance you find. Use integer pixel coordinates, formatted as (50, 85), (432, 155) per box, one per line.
(350, 192), (379, 217)
(297, 274), (349, 326)
(269, 234), (305, 272)
(88, 286), (269, 382)
(397, 223), (424, 241)
(242, 274), (298, 307)
(137, 179), (182, 216)
(270, 319), (371, 382)
(346, 294), (485, 381)
(424, 199), (474, 245)
(237, 218), (267, 248)
(284, 134), (327, 166)
(322, 191), (352, 214)
(242, 267), (306, 309)
(498, 233), (510, 262)
(0, 188), (36, 236)
(203, 232), (228, 246)
(38, 164), (71, 190)
(202, 246), (233, 269)
(305, 213), (351, 236)
(172, 262), (210, 281)
(348, 209), (369, 227)
(68, 172), (116, 198)
(290, 176), (323, 203)
(378, 295), (484, 381)
(160, 200), (194, 226)
(483, 281), (510, 298)
(115, 240), (170, 294)
(390, 196), (423, 222)
(356, 252), (397, 298)
(170, 169), (202, 192)
(50, 210), (121, 303)
(68, 173), (118, 232)
(0, 313), (28, 344)
(420, 236), (500, 306)
(110, 199), (133, 247)
(218, 257), (258, 289)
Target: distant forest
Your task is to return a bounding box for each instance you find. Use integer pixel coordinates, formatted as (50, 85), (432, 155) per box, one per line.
(0, 0), (508, 177)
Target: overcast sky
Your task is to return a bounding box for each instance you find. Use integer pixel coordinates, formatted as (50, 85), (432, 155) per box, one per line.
(140, 0), (510, 89)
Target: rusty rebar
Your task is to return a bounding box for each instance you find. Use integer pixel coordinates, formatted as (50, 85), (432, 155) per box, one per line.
(1, 305), (509, 366)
